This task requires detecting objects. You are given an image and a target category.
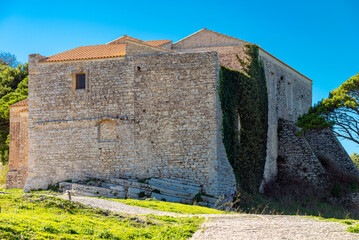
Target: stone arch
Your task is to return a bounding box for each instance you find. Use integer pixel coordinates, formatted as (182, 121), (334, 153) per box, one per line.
(98, 119), (117, 142)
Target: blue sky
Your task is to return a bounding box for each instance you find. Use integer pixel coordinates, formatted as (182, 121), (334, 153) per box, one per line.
(1, 0), (358, 153)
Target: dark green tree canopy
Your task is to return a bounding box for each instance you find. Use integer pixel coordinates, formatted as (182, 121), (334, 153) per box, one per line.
(297, 73), (359, 144)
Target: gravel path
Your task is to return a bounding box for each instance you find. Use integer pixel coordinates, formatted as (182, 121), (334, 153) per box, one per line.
(191, 215), (359, 240)
(60, 195), (359, 240)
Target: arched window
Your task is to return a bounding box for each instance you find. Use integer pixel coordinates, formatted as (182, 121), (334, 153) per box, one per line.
(236, 110), (241, 141)
(98, 120), (117, 142)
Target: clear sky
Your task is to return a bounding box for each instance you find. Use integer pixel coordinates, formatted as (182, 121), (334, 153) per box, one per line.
(1, 0), (358, 153)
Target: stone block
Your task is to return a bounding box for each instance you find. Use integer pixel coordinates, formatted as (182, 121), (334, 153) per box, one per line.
(128, 187), (147, 199)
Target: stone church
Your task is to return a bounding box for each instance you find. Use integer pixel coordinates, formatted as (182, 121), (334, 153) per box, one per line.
(6, 29), (357, 201)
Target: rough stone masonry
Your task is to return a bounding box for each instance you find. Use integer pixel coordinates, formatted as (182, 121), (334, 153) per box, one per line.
(6, 29), (355, 199)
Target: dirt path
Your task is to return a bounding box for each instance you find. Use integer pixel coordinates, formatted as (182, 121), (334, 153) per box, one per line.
(60, 195), (181, 216)
(191, 215), (359, 240)
(62, 195), (359, 240)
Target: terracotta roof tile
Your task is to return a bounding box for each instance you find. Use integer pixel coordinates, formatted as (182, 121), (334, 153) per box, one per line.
(10, 99), (28, 107)
(42, 44), (126, 62)
(108, 35), (171, 47)
(144, 40), (171, 47)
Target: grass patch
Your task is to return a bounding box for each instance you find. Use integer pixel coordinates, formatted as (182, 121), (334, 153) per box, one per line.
(106, 198), (228, 214)
(236, 192), (359, 219)
(0, 164), (7, 188)
(348, 225), (359, 233)
(0, 191), (203, 239)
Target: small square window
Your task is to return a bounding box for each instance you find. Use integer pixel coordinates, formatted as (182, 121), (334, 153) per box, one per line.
(76, 74), (86, 89)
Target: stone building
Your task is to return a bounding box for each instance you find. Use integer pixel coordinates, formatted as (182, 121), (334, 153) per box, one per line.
(6, 29), (357, 200)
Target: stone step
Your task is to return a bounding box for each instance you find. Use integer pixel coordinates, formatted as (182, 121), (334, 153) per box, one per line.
(163, 177), (202, 188)
(151, 192), (192, 204)
(147, 184), (197, 200)
(127, 187), (150, 199)
(148, 178), (201, 193)
(197, 202), (215, 208)
(107, 178), (151, 190)
(201, 195), (220, 205)
(101, 183), (125, 192)
(71, 183), (126, 199)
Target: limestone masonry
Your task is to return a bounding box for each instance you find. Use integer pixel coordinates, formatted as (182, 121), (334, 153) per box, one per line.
(6, 29), (357, 202)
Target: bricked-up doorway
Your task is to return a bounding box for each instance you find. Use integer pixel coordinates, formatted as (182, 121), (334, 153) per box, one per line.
(97, 120), (118, 177)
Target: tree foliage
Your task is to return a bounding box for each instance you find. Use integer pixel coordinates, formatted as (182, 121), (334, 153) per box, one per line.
(0, 63), (28, 164)
(350, 152), (359, 169)
(0, 51), (19, 68)
(297, 73), (359, 145)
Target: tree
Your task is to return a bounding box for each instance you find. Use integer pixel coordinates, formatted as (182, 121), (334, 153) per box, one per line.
(297, 73), (359, 145)
(0, 51), (19, 68)
(0, 63), (28, 164)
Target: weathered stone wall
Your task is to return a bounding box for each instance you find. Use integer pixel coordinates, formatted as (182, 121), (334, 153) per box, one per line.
(259, 50), (312, 187)
(125, 41), (170, 56)
(6, 103), (28, 189)
(277, 119), (328, 187)
(305, 129), (359, 176)
(172, 29), (246, 49)
(25, 51), (236, 196)
(174, 38), (312, 188)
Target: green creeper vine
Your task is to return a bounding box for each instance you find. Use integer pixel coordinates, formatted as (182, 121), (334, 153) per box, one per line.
(219, 44), (268, 193)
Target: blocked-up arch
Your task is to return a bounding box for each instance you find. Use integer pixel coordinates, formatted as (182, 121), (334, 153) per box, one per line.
(98, 119), (117, 142)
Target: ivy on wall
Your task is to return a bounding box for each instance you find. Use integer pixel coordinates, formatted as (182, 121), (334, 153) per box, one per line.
(219, 44), (268, 193)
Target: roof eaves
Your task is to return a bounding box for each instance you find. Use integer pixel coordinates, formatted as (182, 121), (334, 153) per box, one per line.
(10, 98), (28, 108)
(173, 28), (249, 45)
(259, 47), (312, 82)
(41, 54), (126, 63)
(125, 39), (174, 52)
(107, 35), (144, 45)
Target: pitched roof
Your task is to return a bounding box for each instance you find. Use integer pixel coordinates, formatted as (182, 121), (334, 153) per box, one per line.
(144, 40), (172, 47)
(10, 98), (28, 107)
(41, 35), (172, 62)
(107, 35), (144, 45)
(42, 44), (127, 62)
(107, 35), (171, 47)
(174, 28), (248, 45)
(175, 28), (312, 82)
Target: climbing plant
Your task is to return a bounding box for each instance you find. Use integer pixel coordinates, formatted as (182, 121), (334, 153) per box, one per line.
(219, 44), (268, 193)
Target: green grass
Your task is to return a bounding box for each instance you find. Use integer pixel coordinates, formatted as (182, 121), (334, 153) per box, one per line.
(237, 192), (359, 220)
(0, 164), (7, 188)
(237, 191), (359, 234)
(106, 198), (229, 214)
(348, 224), (359, 233)
(0, 191), (203, 239)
